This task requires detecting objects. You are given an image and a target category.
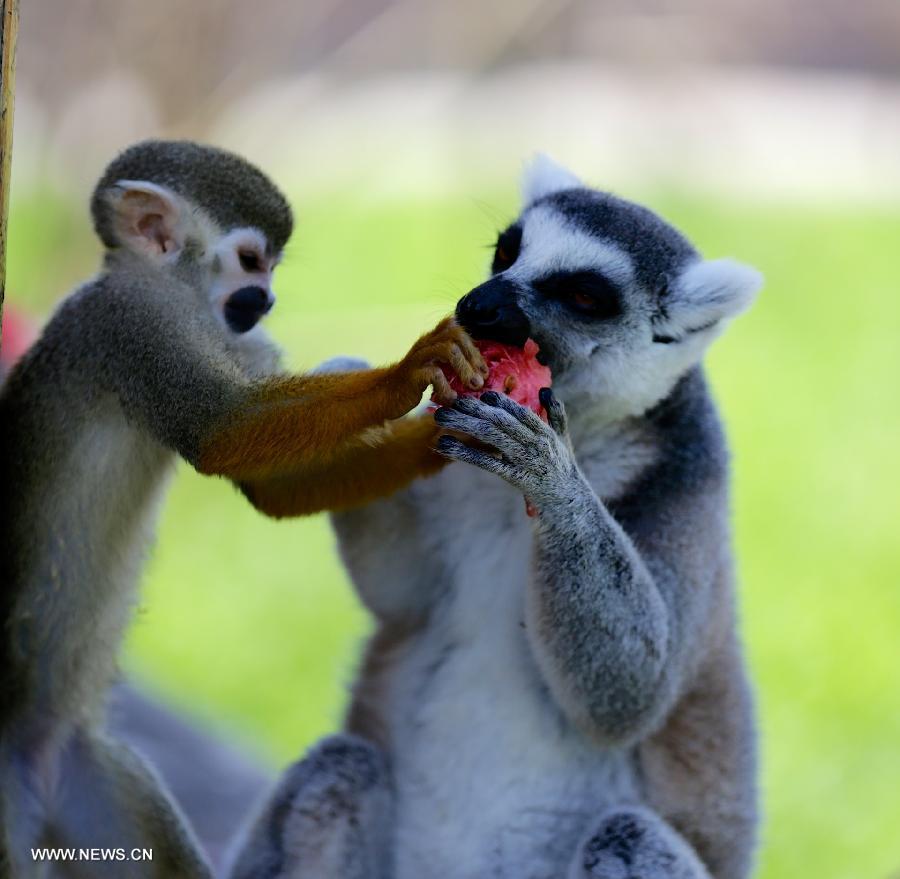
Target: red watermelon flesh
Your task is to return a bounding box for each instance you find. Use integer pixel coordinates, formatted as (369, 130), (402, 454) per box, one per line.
(436, 338), (552, 416)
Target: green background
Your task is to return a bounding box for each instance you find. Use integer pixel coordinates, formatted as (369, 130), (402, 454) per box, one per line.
(6, 186), (900, 879)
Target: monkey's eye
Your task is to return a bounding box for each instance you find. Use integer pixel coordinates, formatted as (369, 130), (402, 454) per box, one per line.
(536, 271), (623, 320)
(492, 225), (522, 274)
(239, 250), (263, 273)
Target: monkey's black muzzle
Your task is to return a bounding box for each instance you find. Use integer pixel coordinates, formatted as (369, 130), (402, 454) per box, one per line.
(224, 286), (274, 334)
(456, 277), (531, 348)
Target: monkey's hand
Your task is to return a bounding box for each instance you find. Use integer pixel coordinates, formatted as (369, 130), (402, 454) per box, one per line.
(434, 388), (586, 515)
(388, 317), (488, 412)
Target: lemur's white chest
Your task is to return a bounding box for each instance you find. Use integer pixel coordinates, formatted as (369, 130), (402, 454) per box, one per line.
(387, 426), (652, 879)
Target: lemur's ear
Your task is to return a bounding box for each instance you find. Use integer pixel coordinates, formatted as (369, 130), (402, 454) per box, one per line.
(664, 258), (762, 330)
(521, 154), (583, 206)
(109, 180), (185, 259)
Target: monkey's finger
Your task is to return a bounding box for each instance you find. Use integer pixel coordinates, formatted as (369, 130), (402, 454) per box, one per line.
(410, 341), (458, 368)
(447, 343), (484, 391)
(427, 368), (457, 407)
(480, 391), (548, 435)
(412, 342), (481, 391)
(539, 388), (568, 437)
(451, 327), (489, 376)
(436, 436), (526, 488)
(451, 395), (534, 444)
(434, 406), (517, 455)
(408, 317), (454, 360)
(423, 315), (455, 344)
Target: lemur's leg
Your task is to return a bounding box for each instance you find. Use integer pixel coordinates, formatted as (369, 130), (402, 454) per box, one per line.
(228, 735), (392, 879)
(52, 728), (213, 878)
(568, 808), (711, 879)
(435, 390), (720, 745)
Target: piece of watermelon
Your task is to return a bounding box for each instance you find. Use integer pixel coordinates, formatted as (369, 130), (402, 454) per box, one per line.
(436, 338), (551, 416)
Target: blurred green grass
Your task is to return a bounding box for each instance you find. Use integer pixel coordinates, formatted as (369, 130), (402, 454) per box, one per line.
(6, 186), (900, 879)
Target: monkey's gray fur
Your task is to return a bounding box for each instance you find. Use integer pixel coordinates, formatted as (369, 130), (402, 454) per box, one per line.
(231, 156), (762, 879)
(106, 684), (272, 872)
(91, 140), (293, 254)
(0, 140), (289, 878)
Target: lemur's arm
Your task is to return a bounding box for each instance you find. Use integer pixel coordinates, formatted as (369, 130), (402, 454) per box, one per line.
(435, 390), (726, 746)
(83, 282), (483, 509)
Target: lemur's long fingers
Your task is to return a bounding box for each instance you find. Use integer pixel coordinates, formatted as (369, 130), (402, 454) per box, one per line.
(539, 387), (568, 437)
(434, 407), (517, 455)
(479, 391), (548, 434)
(436, 436), (525, 486)
(451, 395), (534, 444)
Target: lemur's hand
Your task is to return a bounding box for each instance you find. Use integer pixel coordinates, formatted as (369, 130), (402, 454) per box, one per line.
(434, 388), (584, 515)
(391, 317), (487, 409)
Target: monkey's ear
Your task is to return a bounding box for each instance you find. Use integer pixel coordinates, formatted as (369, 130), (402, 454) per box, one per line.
(521, 154), (583, 206)
(664, 258), (762, 331)
(108, 181), (185, 259)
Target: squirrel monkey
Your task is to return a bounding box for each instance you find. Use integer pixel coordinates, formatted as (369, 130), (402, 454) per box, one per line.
(0, 139), (484, 877)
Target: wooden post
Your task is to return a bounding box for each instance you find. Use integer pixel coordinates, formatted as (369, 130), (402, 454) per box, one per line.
(0, 0), (19, 319)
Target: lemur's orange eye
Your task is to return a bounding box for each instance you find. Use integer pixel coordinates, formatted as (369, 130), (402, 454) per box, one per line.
(574, 291), (596, 310)
(491, 225), (522, 274)
(239, 251), (263, 273)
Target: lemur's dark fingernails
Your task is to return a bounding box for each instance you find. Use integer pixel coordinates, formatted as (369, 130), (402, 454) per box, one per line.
(469, 375), (484, 389)
(481, 391), (501, 406)
(539, 387), (554, 409)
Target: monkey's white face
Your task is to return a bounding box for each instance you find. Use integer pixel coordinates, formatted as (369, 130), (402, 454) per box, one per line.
(108, 180), (282, 337)
(207, 227), (280, 335)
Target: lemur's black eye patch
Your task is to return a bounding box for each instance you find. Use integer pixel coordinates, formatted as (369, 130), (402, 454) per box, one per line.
(492, 225), (522, 274)
(534, 271), (623, 320)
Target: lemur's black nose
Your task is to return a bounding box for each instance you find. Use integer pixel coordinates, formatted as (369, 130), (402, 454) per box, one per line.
(224, 286), (273, 334)
(456, 277), (531, 347)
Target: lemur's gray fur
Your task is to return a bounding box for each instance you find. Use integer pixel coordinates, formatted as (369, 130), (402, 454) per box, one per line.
(0, 140), (290, 878)
(231, 156), (761, 879)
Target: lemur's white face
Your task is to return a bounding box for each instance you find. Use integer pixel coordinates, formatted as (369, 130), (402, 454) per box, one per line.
(456, 156), (762, 420)
(109, 181), (280, 337)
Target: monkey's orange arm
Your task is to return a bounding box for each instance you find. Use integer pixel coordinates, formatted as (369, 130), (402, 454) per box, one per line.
(196, 317), (484, 481)
(237, 416), (445, 518)
(197, 366), (410, 477)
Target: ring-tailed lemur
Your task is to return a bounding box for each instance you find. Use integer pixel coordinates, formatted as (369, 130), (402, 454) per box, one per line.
(229, 157), (762, 879)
